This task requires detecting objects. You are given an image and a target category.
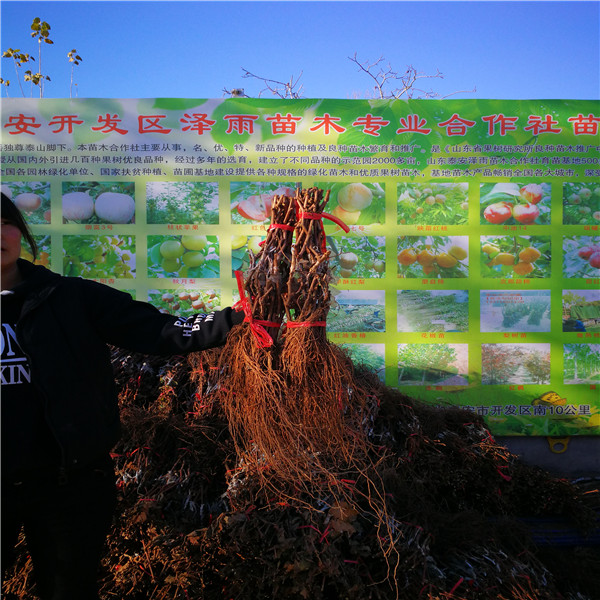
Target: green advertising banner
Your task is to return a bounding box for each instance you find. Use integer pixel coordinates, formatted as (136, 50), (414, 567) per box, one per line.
(1, 98), (599, 437)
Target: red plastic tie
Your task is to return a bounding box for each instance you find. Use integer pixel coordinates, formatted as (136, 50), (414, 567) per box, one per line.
(234, 270), (278, 348)
(268, 223), (295, 232)
(296, 210), (350, 252)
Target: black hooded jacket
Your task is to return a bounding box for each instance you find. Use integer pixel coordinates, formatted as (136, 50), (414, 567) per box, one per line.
(2, 259), (243, 477)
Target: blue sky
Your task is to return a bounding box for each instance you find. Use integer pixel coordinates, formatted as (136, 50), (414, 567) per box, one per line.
(1, 0), (598, 100)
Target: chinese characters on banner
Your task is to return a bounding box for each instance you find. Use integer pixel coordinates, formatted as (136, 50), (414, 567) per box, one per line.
(1, 98), (599, 436)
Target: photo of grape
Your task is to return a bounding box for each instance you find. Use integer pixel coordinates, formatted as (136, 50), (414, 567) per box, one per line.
(62, 235), (136, 278)
(147, 234), (220, 278)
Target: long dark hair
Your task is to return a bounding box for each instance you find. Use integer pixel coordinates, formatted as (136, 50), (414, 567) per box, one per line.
(1, 192), (38, 260)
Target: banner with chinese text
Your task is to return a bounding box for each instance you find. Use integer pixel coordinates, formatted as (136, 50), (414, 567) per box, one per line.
(1, 98), (599, 436)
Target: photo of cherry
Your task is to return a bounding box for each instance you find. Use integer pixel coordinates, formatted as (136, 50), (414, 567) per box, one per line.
(480, 182), (550, 225)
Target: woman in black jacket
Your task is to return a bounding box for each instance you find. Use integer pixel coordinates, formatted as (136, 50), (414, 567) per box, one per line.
(1, 192), (244, 599)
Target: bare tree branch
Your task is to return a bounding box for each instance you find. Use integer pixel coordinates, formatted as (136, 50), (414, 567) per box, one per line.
(348, 53), (475, 100)
(225, 69), (304, 99)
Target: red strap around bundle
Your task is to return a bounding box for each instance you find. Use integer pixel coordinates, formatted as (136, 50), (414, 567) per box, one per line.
(233, 270), (279, 348)
(296, 210), (350, 252)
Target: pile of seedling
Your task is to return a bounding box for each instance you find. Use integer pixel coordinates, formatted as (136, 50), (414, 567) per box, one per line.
(3, 189), (599, 600)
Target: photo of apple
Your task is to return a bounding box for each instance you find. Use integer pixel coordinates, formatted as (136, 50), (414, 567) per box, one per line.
(230, 181), (298, 224)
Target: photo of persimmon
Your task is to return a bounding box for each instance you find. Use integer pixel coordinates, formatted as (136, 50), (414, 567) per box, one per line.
(397, 182), (468, 226)
(563, 235), (600, 278)
(480, 182), (550, 225)
(480, 235), (550, 279)
(396, 236), (468, 278)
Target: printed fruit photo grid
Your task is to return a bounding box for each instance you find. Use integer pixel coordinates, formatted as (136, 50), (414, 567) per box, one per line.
(1, 98), (599, 436)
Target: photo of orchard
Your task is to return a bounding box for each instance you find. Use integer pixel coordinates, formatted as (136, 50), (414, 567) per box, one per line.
(480, 291), (551, 333)
(398, 343), (468, 386)
(397, 290), (469, 332)
(328, 290), (385, 332)
(146, 182), (219, 224)
(481, 343), (551, 385)
(564, 344), (600, 385)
